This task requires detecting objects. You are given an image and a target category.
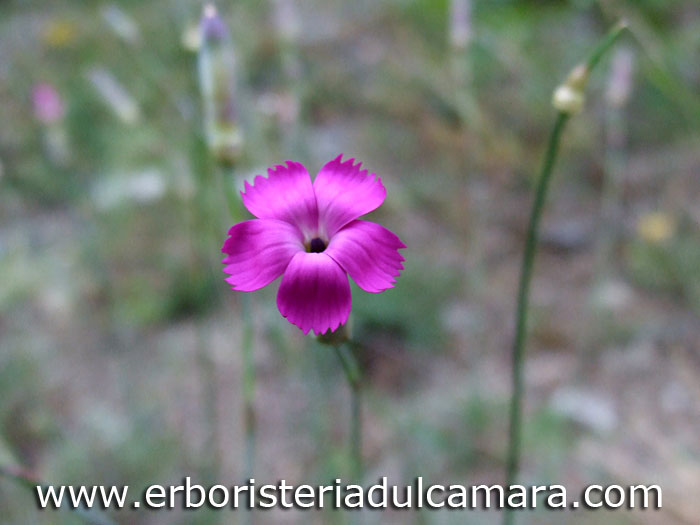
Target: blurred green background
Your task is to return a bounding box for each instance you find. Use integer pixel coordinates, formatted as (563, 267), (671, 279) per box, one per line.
(1, 0), (699, 523)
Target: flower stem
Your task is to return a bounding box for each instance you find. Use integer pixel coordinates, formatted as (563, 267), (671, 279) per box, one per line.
(503, 22), (626, 525)
(585, 21), (628, 72)
(333, 343), (363, 482)
(195, 323), (220, 485)
(218, 164), (256, 520)
(504, 111), (569, 498)
(241, 292), (255, 484)
(231, 175), (255, 519)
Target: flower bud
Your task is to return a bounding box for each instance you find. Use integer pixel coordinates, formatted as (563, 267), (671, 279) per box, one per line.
(198, 4), (243, 165)
(33, 83), (65, 124)
(552, 64), (589, 115)
(552, 84), (585, 115)
(33, 83), (70, 166)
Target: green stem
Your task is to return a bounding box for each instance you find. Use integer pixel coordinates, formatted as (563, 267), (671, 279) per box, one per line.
(213, 163), (255, 510)
(504, 112), (569, 495)
(217, 164), (241, 223)
(241, 293), (255, 486)
(503, 22), (626, 525)
(585, 21), (628, 71)
(237, 221), (255, 525)
(215, 162), (255, 519)
(333, 343), (363, 482)
(195, 323), (220, 486)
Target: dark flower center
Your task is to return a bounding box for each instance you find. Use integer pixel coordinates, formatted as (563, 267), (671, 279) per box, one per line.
(308, 237), (327, 253)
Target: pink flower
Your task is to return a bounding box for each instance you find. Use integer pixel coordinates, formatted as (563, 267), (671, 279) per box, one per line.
(222, 155), (406, 335)
(33, 83), (65, 124)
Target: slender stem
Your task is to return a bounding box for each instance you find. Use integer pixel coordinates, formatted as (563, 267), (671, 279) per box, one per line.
(188, 133), (223, 510)
(234, 188), (255, 522)
(333, 343), (363, 482)
(214, 163), (256, 510)
(195, 323), (220, 485)
(241, 292), (255, 485)
(217, 164), (241, 223)
(502, 22), (626, 525)
(504, 112), (569, 495)
(586, 21), (628, 71)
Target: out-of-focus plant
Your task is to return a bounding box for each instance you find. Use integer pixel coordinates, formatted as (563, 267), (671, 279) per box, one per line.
(198, 4), (244, 167)
(596, 47), (635, 274)
(197, 7), (256, 516)
(626, 212), (700, 311)
(271, 0), (304, 155)
(447, 0), (489, 294)
(504, 21), (628, 525)
(85, 67), (141, 125)
(101, 4), (141, 46)
(33, 83), (71, 168)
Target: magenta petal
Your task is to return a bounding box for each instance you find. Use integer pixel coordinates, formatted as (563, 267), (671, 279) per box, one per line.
(222, 219), (303, 292)
(242, 161), (318, 235)
(325, 220), (406, 293)
(313, 155), (386, 237)
(276, 252), (351, 335)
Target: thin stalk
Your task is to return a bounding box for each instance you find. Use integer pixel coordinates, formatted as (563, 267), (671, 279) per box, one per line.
(217, 164), (241, 223)
(585, 21), (628, 71)
(241, 292), (255, 486)
(502, 22), (626, 525)
(333, 343), (363, 482)
(195, 322), (220, 486)
(218, 165), (256, 520)
(504, 111), (569, 498)
(188, 134), (223, 509)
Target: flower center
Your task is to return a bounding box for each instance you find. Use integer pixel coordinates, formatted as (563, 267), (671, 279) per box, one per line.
(307, 237), (327, 253)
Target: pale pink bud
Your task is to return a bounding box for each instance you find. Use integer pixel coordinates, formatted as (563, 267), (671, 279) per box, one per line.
(33, 83), (65, 124)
